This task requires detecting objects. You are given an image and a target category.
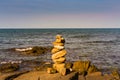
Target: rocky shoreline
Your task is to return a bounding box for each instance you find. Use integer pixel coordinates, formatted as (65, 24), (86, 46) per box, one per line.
(0, 61), (120, 80)
(0, 45), (120, 80)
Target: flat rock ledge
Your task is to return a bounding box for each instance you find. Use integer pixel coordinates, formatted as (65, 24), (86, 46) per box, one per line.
(0, 71), (78, 80)
(0, 71), (117, 80)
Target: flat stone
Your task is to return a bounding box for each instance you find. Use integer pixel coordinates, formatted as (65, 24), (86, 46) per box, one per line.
(52, 49), (67, 59)
(53, 42), (64, 46)
(59, 68), (66, 76)
(53, 57), (66, 63)
(51, 48), (61, 54)
(53, 63), (65, 72)
(54, 45), (64, 49)
(55, 38), (65, 43)
(53, 63), (67, 75)
(56, 35), (62, 39)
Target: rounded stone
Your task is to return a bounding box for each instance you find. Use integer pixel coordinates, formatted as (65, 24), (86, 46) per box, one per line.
(56, 35), (62, 39)
(52, 49), (67, 59)
(53, 42), (64, 46)
(54, 45), (64, 49)
(53, 63), (65, 72)
(59, 68), (66, 76)
(51, 48), (61, 54)
(47, 68), (57, 74)
(53, 57), (66, 63)
(55, 38), (65, 43)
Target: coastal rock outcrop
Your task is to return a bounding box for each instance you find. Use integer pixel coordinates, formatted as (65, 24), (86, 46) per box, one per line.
(15, 46), (52, 56)
(0, 63), (19, 73)
(111, 69), (120, 80)
(50, 35), (67, 75)
(72, 61), (99, 76)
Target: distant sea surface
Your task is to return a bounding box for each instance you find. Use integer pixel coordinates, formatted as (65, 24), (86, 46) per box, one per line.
(0, 28), (120, 70)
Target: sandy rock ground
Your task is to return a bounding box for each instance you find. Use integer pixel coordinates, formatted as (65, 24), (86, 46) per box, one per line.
(0, 71), (78, 80)
(0, 71), (118, 80)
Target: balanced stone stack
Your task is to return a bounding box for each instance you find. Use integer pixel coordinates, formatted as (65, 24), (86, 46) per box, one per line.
(51, 35), (67, 75)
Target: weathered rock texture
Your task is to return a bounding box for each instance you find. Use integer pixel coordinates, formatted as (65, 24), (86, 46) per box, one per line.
(72, 61), (98, 76)
(111, 69), (120, 80)
(0, 63), (19, 73)
(51, 35), (67, 75)
(12, 71), (78, 80)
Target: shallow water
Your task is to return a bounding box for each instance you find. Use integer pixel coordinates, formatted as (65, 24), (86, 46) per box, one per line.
(0, 28), (120, 70)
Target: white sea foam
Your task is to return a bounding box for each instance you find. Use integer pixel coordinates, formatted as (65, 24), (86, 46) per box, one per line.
(0, 60), (22, 64)
(15, 47), (32, 52)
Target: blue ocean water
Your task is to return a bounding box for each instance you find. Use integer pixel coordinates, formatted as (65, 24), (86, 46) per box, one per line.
(0, 28), (120, 69)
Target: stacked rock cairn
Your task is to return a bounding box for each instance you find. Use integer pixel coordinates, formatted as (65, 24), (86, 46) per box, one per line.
(49, 35), (67, 75)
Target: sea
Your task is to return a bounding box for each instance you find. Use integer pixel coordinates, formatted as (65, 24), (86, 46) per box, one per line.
(0, 28), (120, 71)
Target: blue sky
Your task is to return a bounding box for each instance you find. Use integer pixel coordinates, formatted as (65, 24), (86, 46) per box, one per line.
(0, 0), (120, 28)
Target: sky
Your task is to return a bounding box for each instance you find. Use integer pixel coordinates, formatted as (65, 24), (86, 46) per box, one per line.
(0, 0), (120, 28)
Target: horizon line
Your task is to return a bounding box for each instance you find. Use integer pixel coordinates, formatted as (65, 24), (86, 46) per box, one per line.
(0, 27), (120, 29)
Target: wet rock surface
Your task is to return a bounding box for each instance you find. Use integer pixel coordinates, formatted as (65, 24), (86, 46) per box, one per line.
(13, 46), (52, 56)
(0, 63), (19, 73)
